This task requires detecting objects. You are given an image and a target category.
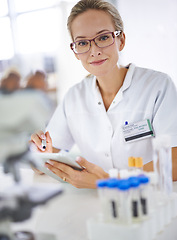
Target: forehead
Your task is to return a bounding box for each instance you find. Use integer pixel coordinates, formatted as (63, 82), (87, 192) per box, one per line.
(71, 9), (115, 40)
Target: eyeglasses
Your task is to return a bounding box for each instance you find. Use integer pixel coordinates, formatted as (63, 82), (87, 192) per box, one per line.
(70, 30), (121, 54)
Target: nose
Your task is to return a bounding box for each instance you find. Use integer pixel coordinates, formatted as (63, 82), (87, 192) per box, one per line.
(90, 40), (102, 56)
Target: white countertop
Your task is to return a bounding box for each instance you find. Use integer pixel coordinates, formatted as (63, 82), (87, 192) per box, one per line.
(0, 167), (177, 240)
(0, 167), (100, 240)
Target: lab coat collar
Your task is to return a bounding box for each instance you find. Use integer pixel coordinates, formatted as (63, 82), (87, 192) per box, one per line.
(121, 63), (136, 92)
(92, 63), (136, 101)
(92, 76), (103, 104)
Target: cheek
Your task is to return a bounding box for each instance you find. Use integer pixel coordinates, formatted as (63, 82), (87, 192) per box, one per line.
(78, 55), (90, 69)
(106, 44), (120, 62)
(76, 54), (86, 63)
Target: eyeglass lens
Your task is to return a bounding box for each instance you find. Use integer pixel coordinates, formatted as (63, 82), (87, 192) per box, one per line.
(73, 32), (114, 54)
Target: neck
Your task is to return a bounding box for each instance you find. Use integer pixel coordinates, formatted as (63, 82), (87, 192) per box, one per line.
(97, 66), (127, 96)
(96, 66), (128, 111)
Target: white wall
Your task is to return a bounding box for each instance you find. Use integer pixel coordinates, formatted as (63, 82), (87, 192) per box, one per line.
(118, 0), (177, 83)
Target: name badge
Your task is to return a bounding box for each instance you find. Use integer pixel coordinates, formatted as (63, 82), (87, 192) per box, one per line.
(122, 119), (154, 142)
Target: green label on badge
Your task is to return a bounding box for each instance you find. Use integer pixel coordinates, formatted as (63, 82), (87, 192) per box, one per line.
(147, 119), (154, 136)
(122, 119), (154, 142)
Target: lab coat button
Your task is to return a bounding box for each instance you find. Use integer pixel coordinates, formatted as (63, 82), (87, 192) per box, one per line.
(98, 102), (101, 105)
(105, 153), (109, 157)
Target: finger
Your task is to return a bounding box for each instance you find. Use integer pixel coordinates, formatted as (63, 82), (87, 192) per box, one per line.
(45, 131), (52, 143)
(31, 130), (45, 143)
(45, 162), (70, 181)
(49, 160), (75, 176)
(31, 132), (45, 151)
(31, 166), (45, 175)
(75, 156), (96, 172)
(76, 156), (108, 178)
(36, 130), (46, 139)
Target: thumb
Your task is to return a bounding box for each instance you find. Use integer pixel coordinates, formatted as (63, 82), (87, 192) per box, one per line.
(75, 156), (96, 172)
(76, 156), (109, 178)
(45, 131), (52, 142)
(45, 131), (53, 152)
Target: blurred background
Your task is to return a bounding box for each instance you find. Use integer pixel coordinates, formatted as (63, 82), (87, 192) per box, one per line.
(0, 0), (177, 104)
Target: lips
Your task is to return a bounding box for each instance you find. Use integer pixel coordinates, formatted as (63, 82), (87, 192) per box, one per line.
(90, 59), (107, 66)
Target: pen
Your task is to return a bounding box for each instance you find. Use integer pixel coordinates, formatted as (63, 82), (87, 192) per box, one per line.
(42, 139), (46, 149)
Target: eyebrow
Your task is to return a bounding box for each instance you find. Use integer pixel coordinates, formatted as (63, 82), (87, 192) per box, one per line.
(74, 29), (111, 41)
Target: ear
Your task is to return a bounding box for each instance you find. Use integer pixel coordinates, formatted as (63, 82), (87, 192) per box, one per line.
(70, 42), (80, 60)
(119, 32), (126, 51)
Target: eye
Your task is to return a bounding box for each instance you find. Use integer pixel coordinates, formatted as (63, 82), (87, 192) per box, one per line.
(98, 34), (110, 41)
(77, 40), (89, 47)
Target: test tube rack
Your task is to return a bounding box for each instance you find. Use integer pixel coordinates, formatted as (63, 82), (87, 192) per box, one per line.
(87, 192), (177, 240)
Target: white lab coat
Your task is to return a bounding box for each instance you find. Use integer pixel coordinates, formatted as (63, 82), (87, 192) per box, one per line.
(46, 63), (177, 171)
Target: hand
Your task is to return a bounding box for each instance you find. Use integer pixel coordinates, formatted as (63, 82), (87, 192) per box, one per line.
(45, 156), (109, 189)
(30, 131), (53, 175)
(30, 130), (53, 153)
(31, 166), (45, 175)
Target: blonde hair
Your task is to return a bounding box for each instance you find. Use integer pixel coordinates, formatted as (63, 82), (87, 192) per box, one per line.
(67, 0), (124, 40)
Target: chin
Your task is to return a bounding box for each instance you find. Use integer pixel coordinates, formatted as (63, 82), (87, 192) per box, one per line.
(93, 70), (110, 78)
(86, 67), (109, 78)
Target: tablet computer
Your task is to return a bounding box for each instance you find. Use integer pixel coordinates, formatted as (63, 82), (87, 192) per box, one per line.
(34, 152), (83, 170)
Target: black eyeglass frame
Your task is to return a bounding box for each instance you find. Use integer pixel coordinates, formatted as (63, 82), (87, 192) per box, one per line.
(70, 30), (122, 54)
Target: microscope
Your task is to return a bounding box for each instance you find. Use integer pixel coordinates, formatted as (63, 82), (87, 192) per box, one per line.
(0, 90), (63, 240)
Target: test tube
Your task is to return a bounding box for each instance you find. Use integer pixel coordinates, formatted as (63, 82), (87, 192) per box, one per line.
(138, 175), (150, 218)
(96, 179), (108, 222)
(146, 172), (159, 237)
(106, 179), (120, 223)
(108, 168), (119, 179)
(152, 135), (172, 194)
(128, 157), (135, 171)
(117, 179), (132, 224)
(128, 177), (142, 222)
(119, 169), (130, 179)
(135, 157), (143, 173)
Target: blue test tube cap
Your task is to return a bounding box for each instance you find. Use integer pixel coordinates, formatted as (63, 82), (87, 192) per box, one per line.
(96, 179), (108, 188)
(107, 179), (120, 188)
(138, 175), (149, 184)
(128, 177), (140, 188)
(118, 179), (130, 191)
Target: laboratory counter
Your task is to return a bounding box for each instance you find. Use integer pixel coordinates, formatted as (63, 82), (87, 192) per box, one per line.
(0, 167), (177, 240)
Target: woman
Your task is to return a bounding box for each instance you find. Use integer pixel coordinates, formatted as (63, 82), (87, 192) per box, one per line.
(31, 0), (177, 188)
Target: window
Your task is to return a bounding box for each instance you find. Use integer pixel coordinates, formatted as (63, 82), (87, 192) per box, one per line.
(0, 0), (78, 104)
(0, 0), (8, 17)
(17, 8), (61, 54)
(0, 0), (67, 60)
(14, 0), (60, 12)
(0, 17), (14, 59)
